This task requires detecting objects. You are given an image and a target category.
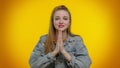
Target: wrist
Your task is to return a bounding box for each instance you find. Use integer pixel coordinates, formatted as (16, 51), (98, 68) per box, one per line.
(61, 50), (72, 62)
(51, 51), (57, 57)
(60, 48), (66, 53)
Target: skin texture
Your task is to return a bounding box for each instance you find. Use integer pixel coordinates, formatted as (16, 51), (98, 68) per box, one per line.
(51, 10), (72, 62)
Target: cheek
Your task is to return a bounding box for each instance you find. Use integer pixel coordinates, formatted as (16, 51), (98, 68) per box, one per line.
(64, 21), (70, 28)
(53, 22), (59, 28)
(53, 20), (59, 25)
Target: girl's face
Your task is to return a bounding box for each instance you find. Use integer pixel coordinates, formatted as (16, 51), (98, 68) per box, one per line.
(53, 10), (70, 31)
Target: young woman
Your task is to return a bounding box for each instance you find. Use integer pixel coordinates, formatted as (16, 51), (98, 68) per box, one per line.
(29, 5), (91, 68)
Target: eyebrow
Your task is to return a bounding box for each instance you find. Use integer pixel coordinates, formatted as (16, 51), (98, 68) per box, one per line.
(55, 16), (68, 17)
(55, 16), (59, 18)
(63, 16), (68, 18)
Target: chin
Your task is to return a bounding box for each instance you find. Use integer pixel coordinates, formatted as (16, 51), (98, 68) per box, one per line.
(56, 27), (67, 31)
(59, 28), (67, 31)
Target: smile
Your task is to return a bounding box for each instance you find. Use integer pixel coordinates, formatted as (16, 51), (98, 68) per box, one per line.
(58, 25), (64, 28)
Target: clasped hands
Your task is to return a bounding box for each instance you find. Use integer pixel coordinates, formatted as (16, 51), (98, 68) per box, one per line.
(51, 30), (72, 62)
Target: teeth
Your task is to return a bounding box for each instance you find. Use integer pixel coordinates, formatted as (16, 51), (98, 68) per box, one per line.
(59, 25), (64, 28)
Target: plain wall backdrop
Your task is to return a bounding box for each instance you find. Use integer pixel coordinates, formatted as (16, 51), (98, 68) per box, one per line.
(0, 0), (120, 68)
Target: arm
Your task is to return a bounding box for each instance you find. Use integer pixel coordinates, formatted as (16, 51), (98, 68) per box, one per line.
(29, 36), (56, 68)
(66, 36), (92, 68)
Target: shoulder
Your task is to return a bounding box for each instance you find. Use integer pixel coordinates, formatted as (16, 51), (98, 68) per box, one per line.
(69, 35), (85, 47)
(74, 35), (82, 40)
(39, 34), (48, 43)
(70, 35), (83, 42)
(70, 35), (86, 49)
(34, 34), (48, 50)
(40, 34), (48, 39)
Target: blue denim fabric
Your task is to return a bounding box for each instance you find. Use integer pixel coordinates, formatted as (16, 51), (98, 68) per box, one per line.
(29, 34), (92, 68)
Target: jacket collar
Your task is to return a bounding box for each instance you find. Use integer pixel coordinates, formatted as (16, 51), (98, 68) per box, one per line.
(64, 34), (74, 46)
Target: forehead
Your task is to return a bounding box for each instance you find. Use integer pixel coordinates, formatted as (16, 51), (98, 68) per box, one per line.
(54, 10), (69, 17)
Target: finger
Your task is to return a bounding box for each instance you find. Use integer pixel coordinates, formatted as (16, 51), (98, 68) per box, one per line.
(58, 31), (62, 38)
(58, 31), (62, 40)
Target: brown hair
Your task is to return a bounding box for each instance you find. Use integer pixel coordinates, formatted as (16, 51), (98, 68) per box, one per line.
(45, 5), (77, 53)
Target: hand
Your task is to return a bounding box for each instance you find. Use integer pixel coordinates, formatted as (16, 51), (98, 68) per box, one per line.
(51, 30), (72, 62)
(57, 30), (65, 52)
(51, 30), (63, 56)
(58, 31), (72, 62)
(51, 44), (59, 57)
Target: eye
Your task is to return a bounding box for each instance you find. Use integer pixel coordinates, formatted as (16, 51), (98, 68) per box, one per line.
(55, 17), (60, 20)
(63, 17), (68, 20)
(63, 16), (68, 20)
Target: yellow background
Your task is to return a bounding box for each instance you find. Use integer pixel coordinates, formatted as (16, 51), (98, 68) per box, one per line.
(0, 0), (120, 68)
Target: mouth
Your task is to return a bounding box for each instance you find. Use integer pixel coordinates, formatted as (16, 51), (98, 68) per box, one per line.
(58, 25), (64, 28)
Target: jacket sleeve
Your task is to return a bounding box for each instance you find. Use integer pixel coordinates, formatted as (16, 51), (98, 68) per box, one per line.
(29, 36), (56, 68)
(67, 36), (92, 68)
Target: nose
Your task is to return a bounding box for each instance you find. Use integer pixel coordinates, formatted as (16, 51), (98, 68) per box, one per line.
(59, 19), (63, 24)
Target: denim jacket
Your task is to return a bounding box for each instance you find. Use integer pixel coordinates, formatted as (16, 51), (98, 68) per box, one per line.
(29, 34), (92, 68)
